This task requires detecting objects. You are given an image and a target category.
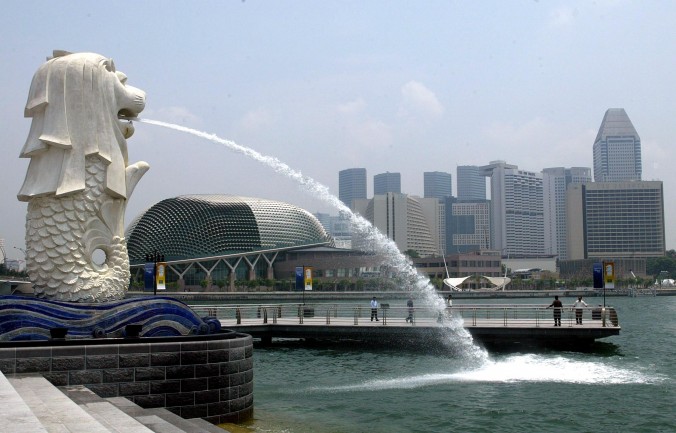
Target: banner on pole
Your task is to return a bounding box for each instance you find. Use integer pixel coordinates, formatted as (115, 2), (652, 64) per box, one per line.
(144, 262), (155, 291)
(603, 261), (615, 289)
(304, 267), (313, 291)
(295, 266), (304, 291)
(156, 262), (167, 291)
(592, 262), (603, 289)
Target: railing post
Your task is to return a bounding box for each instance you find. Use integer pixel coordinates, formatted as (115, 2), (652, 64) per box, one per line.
(236, 307), (241, 325)
(382, 307), (387, 325)
(503, 308), (507, 326)
(326, 307), (331, 324)
(298, 304), (304, 324)
(354, 307), (359, 325)
(263, 307), (268, 324)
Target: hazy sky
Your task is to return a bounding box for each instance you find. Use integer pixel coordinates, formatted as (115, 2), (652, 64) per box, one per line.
(1, 1), (675, 263)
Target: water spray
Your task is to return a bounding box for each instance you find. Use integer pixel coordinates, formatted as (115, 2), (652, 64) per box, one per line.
(136, 117), (487, 361)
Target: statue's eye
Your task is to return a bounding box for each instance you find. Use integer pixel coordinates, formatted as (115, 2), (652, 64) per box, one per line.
(116, 71), (128, 84)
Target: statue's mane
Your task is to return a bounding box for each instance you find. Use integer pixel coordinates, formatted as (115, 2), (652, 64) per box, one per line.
(18, 51), (129, 200)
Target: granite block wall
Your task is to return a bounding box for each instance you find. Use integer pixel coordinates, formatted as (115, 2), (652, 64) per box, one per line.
(0, 331), (253, 424)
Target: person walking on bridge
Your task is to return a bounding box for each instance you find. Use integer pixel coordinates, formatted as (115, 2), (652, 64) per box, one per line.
(370, 296), (379, 321)
(546, 295), (563, 326)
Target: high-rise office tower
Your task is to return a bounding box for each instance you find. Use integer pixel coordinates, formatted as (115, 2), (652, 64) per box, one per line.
(444, 197), (490, 254)
(593, 108), (642, 182)
(338, 168), (367, 208)
(457, 165), (486, 200)
(480, 161), (544, 256)
(356, 192), (438, 257)
(567, 181), (665, 259)
(374, 172), (401, 195)
(423, 171), (452, 201)
(542, 167), (592, 260)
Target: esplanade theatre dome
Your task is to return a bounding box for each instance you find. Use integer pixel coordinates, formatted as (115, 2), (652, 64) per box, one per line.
(125, 195), (333, 264)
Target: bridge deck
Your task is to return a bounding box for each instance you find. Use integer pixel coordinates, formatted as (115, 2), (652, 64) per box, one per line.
(193, 304), (621, 348)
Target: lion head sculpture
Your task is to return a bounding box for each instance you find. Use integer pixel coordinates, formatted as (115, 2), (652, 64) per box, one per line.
(18, 51), (148, 303)
(18, 50), (146, 201)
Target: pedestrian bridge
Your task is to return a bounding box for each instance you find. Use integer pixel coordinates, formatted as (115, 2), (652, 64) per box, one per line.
(188, 303), (621, 349)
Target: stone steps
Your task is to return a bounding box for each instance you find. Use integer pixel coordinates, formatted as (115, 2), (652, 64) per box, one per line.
(5, 373), (231, 433)
(9, 374), (115, 433)
(105, 396), (228, 433)
(0, 372), (47, 433)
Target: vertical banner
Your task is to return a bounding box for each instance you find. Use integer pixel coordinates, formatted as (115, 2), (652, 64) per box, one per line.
(304, 267), (313, 291)
(295, 266), (304, 291)
(156, 262), (167, 291)
(144, 262), (155, 291)
(603, 261), (615, 289)
(592, 262), (603, 289)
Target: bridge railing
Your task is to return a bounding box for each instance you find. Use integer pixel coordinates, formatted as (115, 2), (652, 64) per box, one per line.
(189, 303), (619, 328)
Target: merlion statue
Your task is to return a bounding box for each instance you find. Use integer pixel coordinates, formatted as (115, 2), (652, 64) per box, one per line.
(17, 50), (148, 302)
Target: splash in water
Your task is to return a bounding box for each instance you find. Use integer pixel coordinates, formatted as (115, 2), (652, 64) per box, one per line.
(138, 118), (487, 362)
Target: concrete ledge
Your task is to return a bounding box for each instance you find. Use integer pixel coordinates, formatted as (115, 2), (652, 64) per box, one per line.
(0, 331), (253, 425)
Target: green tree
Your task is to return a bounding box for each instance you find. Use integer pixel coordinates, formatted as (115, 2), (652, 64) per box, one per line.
(646, 250), (676, 279)
(403, 249), (420, 259)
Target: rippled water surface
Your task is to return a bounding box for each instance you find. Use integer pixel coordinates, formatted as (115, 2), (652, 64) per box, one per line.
(224, 296), (675, 433)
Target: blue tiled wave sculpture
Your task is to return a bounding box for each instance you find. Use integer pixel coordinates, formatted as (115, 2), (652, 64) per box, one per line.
(0, 296), (221, 341)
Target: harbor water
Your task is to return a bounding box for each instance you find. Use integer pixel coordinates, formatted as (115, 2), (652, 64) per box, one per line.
(226, 296), (675, 433)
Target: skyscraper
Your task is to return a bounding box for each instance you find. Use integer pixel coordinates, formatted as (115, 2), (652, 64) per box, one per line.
(444, 197), (490, 254)
(566, 181), (665, 259)
(338, 168), (367, 208)
(593, 108), (642, 182)
(423, 171), (452, 201)
(480, 161), (544, 256)
(374, 172), (401, 195)
(357, 192), (438, 257)
(457, 165), (486, 200)
(542, 167), (591, 260)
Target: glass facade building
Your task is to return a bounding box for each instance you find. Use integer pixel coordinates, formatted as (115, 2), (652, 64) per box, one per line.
(566, 182), (665, 259)
(338, 168), (367, 208)
(593, 108), (642, 182)
(457, 165), (486, 200)
(373, 172), (401, 195)
(423, 171), (452, 201)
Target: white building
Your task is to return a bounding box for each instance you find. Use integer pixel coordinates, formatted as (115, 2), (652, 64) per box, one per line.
(542, 167), (592, 260)
(353, 193), (439, 257)
(480, 161), (544, 257)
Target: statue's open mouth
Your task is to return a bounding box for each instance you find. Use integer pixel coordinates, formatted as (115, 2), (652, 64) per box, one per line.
(118, 109), (138, 121)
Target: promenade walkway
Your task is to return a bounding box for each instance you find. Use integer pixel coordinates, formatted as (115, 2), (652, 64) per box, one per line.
(189, 303), (621, 348)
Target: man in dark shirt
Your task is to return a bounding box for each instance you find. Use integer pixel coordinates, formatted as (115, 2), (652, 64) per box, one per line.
(546, 295), (563, 326)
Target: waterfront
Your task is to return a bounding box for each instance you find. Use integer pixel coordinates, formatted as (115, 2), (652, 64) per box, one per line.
(225, 296), (674, 433)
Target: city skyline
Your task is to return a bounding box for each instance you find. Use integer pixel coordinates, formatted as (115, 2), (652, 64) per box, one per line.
(1, 2), (676, 263)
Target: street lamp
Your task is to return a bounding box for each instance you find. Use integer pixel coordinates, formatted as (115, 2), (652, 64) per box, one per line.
(145, 251), (165, 296)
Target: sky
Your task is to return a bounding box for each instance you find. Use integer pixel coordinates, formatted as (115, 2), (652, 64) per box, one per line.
(1, 0), (675, 264)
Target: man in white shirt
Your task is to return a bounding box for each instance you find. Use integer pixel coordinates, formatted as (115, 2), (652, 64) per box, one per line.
(370, 296), (379, 321)
(572, 296), (588, 324)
